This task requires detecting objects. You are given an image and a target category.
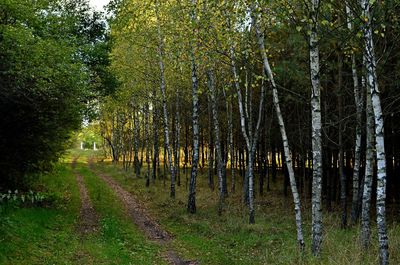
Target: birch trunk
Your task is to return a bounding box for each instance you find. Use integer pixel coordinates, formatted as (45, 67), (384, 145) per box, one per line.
(228, 40), (264, 223)
(155, 0), (176, 198)
(175, 88), (181, 186)
(207, 95), (215, 191)
(229, 99), (235, 193)
(187, 0), (200, 214)
(338, 53), (347, 228)
(152, 86), (159, 184)
(253, 11), (305, 250)
(346, 3), (363, 225)
(207, 68), (226, 214)
(133, 109), (141, 178)
(361, 81), (374, 249)
(309, 0), (323, 255)
(229, 43), (251, 204)
(222, 86), (235, 193)
(145, 104), (151, 187)
(361, 0), (389, 263)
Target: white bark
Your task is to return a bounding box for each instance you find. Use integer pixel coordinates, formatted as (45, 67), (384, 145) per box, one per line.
(228, 37), (264, 223)
(361, 80), (374, 249)
(309, 0), (323, 255)
(207, 68), (225, 213)
(252, 8), (305, 250)
(187, 0), (200, 214)
(145, 104), (151, 187)
(346, 2), (363, 225)
(155, 0), (176, 198)
(360, 0), (389, 263)
(133, 109), (140, 178)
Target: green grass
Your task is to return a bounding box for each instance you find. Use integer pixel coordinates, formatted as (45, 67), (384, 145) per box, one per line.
(0, 150), (165, 265)
(91, 155), (400, 265)
(2, 148), (398, 264)
(0, 163), (81, 265)
(75, 163), (166, 265)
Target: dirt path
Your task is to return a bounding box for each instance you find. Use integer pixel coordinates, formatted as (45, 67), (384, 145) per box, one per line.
(88, 160), (198, 265)
(72, 157), (99, 236)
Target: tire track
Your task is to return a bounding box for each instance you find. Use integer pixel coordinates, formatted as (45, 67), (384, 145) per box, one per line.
(72, 157), (99, 236)
(88, 160), (198, 265)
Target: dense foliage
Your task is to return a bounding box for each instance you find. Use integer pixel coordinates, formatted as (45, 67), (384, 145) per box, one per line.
(0, 0), (115, 189)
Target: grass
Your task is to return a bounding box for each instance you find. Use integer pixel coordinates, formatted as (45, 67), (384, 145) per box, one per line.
(0, 150), (165, 265)
(75, 162), (166, 265)
(89, 150), (400, 265)
(2, 148), (398, 264)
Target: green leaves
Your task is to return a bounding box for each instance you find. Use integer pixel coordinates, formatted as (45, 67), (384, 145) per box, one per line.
(0, 0), (111, 190)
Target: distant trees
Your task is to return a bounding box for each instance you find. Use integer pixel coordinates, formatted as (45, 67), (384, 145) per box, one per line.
(0, 0), (114, 189)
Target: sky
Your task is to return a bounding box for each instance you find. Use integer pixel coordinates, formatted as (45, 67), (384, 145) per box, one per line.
(89, 0), (110, 11)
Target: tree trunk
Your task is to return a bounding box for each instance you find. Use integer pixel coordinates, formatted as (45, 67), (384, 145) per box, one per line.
(152, 87), (159, 184)
(253, 11), (305, 249)
(222, 83), (235, 193)
(309, 0), (323, 255)
(175, 88), (181, 186)
(187, 0), (200, 214)
(346, 3), (363, 225)
(207, 68), (226, 214)
(134, 109), (141, 178)
(361, 1), (389, 262)
(155, 0), (176, 198)
(361, 83), (374, 249)
(207, 95), (215, 191)
(338, 52), (347, 228)
(145, 104), (151, 187)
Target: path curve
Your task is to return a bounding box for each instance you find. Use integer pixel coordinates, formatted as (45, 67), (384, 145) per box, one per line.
(89, 160), (198, 265)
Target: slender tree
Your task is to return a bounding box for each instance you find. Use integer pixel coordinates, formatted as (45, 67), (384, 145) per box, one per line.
(346, 3), (363, 225)
(360, 0), (389, 263)
(361, 76), (374, 249)
(309, 0), (323, 255)
(187, 0), (200, 214)
(155, 0), (176, 198)
(251, 3), (305, 250)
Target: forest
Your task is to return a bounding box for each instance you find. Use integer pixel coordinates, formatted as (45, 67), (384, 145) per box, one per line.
(1, 0), (400, 264)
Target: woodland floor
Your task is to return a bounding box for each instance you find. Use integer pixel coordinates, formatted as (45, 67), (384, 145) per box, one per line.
(1, 149), (400, 264)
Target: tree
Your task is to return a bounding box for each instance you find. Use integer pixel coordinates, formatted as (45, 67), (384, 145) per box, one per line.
(309, 0), (323, 256)
(251, 1), (305, 250)
(187, 0), (200, 213)
(0, 0), (109, 189)
(360, 0), (389, 263)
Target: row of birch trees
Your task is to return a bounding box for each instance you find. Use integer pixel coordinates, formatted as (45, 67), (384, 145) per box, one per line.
(100, 0), (400, 264)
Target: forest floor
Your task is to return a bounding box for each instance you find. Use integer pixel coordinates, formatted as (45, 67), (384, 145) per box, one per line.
(1, 149), (399, 264)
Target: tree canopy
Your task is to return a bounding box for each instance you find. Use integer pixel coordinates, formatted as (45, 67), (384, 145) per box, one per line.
(0, 0), (116, 189)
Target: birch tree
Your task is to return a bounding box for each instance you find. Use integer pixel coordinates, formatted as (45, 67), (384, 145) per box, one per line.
(360, 78), (374, 249)
(251, 2), (305, 250)
(309, 0), (323, 255)
(228, 36), (265, 223)
(207, 67), (226, 214)
(360, 0), (389, 263)
(345, 2), (363, 225)
(155, 0), (177, 198)
(187, 0), (200, 214)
